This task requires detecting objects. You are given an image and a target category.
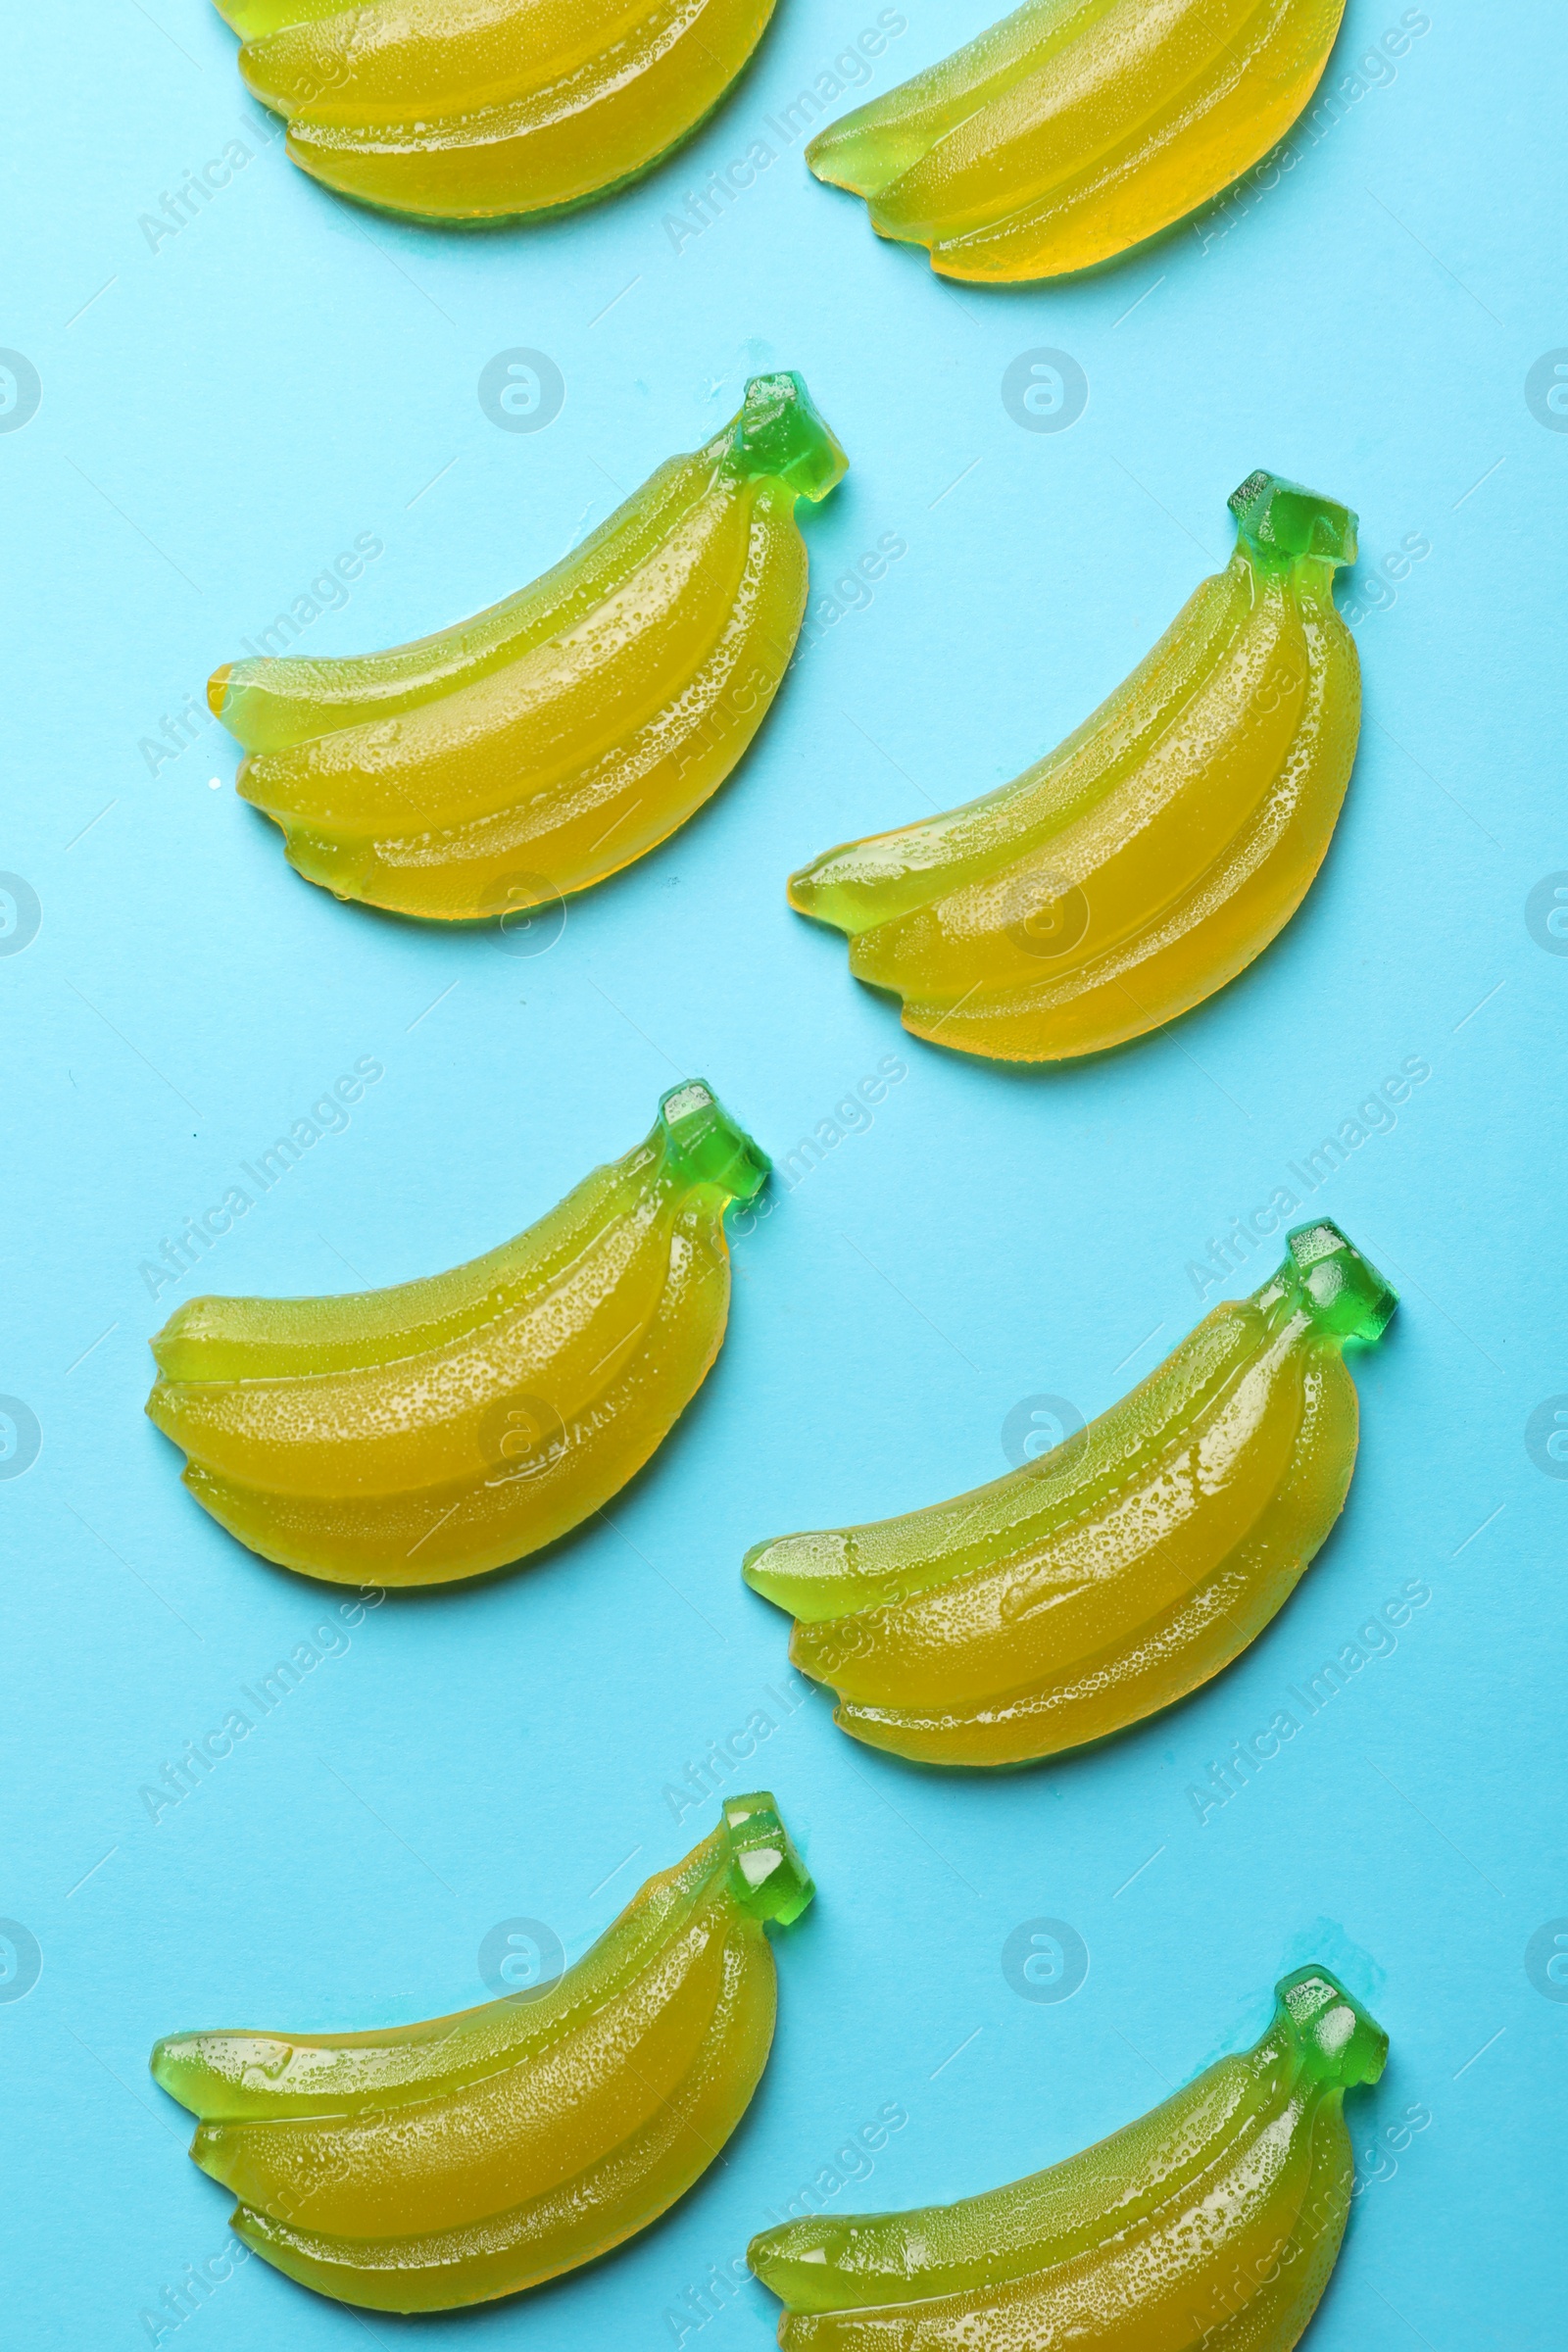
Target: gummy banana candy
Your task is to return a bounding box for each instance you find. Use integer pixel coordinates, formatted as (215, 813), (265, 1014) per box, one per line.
(749, 1963), (1387, 2351)
(790, 471), (1358, 1063)
(147, 1081), (767, 1587)
(216, 376), (845, 924)
(216, 0), (781, 221)
(152, 1793), (812, 2313)
(744, 1220), (1394, 1767)
(806, 0), (1348, 281)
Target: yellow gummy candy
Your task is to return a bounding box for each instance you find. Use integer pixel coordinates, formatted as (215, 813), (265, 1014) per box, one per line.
(146, 1082), (768, 1587)
(745, 1222), (1396, 1767)
(152, 1796), (813, 2313)
(750, 1965), (1388, 2351)
(214, 375), (846, 926)
(789, 471), (1360, 1064)
(217, 0), (782, 222)
(807, 0), (1348, 280)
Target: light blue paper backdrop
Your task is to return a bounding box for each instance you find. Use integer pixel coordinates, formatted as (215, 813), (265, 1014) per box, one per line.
(2, 3), (1563, 2346)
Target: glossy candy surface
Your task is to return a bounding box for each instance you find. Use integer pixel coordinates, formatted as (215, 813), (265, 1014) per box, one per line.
(806, 0), (1348, 280)
(147, 1081), (767, 1586)
(216, 0), (781, 222)
(744, 1221), (1395, 1766)
(790, 472), (1359, 1063)
(749, 1964), (1387, 2350)
(152, 1794), (812, 2312)
(215, 374), (846, 923)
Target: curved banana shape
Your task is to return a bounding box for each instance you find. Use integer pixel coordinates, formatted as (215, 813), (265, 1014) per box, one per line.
(806, 0), (1348, 281)
(749, 1963), (1387, 2350)
(218, 0), (781, 221)
(216, 375), (846, 923)
(147, 1081), (767, 1586)
(790, 471), (1358, 1063)
(152, 1794), (812, 2313)
(744, 1221), (1395, 1767)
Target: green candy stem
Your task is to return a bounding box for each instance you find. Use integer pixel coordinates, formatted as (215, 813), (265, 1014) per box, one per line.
(1229, 469), (1358, 569)
(748, 1959), (1387, 2321)
(1276, 1965), (1389, 2088)
(722, 1793), (814, 1926)
(660, 1081), (770, 1206)
(1256, 1219), (1397, 1346)
(728, 372), (849, 503)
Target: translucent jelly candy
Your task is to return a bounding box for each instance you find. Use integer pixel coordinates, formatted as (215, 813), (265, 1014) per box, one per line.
(215, 374), (847, 923)
(806, 0), (1348, 280)
(744, 1221), (1395, 1766)
(152, 1794), (812, 2313)
(790, 471), (1358, 1063)
(216, 0), (782, 222)
(749, 1964), (1387, 2351)
(147, 1082), (768, 1586)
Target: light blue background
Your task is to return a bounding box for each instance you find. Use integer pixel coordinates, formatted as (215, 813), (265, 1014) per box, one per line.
(3, 2), (1563, 2345)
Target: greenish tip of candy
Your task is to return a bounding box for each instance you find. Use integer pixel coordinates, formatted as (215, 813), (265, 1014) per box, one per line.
(732, 372), (849, 503)
(722, 1792), (814, 1926)
(1276, 1965), (1389, 2088)
(1282, 1219), (1397, 1344)
(659, 1080), (770, 1206)
(741, 1528), (864, 1624)
(148, 2032), (196, 2104)
(1230, 469), (1357, 568)
(740, 1534), (795, 1610)
(747, 2216), (838, 2305)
